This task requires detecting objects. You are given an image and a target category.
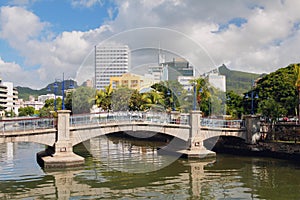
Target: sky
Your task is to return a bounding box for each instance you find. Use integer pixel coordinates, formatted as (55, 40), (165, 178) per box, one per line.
(1, 0), (300, 89)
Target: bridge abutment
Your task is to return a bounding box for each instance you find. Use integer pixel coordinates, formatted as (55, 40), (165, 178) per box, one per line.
(38, 110), (84, 169)
(180, 111), (216, 159)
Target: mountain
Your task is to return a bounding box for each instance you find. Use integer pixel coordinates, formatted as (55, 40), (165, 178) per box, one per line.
(16, 80), (77, 100)
(16, 87), (47, 100)
(218, 64), (264, 95)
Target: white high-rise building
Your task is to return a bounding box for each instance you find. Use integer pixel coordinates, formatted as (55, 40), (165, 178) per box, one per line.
(95, 45), (130, 90)
(0, 78), (19, 115)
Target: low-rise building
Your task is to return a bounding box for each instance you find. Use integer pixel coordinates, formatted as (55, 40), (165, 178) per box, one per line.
(110, 73), (158, 91)
(23, 100), (44, 111)
(178, 76), (194, 91)
(38, 94), (56, 103)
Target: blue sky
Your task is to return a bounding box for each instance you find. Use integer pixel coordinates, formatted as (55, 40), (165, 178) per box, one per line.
(30, 0), (117, 32)
(0, 0), (116, 66)
(1, 0), (300, 89)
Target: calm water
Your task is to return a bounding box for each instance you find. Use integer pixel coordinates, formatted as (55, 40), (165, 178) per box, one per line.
(0, 136), (300, 200)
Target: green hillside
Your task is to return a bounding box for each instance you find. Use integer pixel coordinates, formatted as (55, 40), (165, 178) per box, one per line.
(218, 64), (263, 95)
(17, 80), (77, 100)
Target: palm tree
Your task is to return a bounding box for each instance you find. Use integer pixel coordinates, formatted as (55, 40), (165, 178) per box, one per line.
(95, 84), (113, 111)
(141, 90), (165, 111)
(191, 77), (211, 114)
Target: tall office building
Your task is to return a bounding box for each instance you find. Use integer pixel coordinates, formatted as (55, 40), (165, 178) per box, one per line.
(95, 45), (130, 90)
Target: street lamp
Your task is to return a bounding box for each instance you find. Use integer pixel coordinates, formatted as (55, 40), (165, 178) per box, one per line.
(47, 73), (74, 111)
(245, 80), (259, 115)
(167, 90), (175, 111)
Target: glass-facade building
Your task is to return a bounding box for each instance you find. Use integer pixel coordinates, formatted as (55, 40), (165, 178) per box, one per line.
(161, 58), (194, 81)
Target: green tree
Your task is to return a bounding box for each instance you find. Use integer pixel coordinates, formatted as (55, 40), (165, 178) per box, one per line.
(72, 86), (96, 114)
(64, 90), (73, 111)
(226, 91), (244, 119)
(258, 98), (287, 123)
(111, 87), (134, 111)
(39, 98), (57, 117)
(151, 81), (186, 111)
(129, 89), (143, 111)
(39, 106), (53, 117)
(19, 106), (35, 116)
(254, 64), (298, 117)
(141, 89), (165, 111)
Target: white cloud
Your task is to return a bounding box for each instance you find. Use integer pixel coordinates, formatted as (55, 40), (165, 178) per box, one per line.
(0, 6), (110, 88)
(2, 0), (300, 88)
(71, 0), (104, 8)
(0, 6), (48, 46)
(0, 57), (41, 88)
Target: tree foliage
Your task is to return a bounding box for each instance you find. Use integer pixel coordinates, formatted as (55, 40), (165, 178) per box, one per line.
(129, 90), (143, 111)
(111, 87), (135, 111)
(72, 86), (96, 114)
(19, 106), (35, 117)
(254, 64), (299, 118)
(95, 84), (113, 111)
(151, 81), (186, 111)
(258, 98), (287, 122)
(226, 90), (244, 119)
(141, 89), (165, 111)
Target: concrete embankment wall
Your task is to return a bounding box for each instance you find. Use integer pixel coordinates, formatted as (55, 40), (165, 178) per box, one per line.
(211, 136), (300, 161)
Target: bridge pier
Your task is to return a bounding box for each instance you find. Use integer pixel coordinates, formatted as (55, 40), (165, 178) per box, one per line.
(179, 111), (216, 159)
(37, 110), (84, 169)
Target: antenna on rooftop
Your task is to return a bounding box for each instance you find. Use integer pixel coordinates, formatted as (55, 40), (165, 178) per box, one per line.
(158, 41), (165, 64)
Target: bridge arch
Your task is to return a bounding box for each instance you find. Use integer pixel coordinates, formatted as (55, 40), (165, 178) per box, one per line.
(70, 122), (191, 146)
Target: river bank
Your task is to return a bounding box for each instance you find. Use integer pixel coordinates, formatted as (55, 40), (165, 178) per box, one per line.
(211, 136), (300, 162)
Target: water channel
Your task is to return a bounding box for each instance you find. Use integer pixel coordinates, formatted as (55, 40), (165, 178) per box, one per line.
(0, 135), (300, 200)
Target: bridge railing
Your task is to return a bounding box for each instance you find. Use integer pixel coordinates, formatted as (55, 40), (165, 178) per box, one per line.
(201, 118), (245, 129)
(70, 112), (190, 127)
(0, 118), (55, 134)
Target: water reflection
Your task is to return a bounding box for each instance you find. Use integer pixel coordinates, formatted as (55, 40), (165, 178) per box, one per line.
(82, 135), (184, 174)
(0, 138), (300, 199)
(46, 159), (216, 200)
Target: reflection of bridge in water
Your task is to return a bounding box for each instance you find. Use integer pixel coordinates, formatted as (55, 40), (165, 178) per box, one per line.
(0, 110), (260, 168)
(0, 149), (215, 200)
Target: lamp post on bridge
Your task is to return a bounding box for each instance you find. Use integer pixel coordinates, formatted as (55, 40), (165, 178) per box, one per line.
(48, 73), (74, 111)
(245, 80), (259, 115)
(167, 89), (182, 111)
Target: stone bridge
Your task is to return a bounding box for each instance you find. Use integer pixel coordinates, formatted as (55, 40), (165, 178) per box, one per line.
(0, 110), (258, 168)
